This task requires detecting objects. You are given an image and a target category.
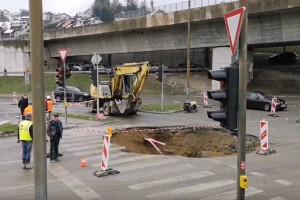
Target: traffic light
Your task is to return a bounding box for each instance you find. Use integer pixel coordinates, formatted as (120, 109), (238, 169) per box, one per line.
(55, 68), (64, 87)
(66, 67), (71, 79)
(90, 67), (97, 86)
(206, 67), (239, 131)
(156, 66), (163, 82)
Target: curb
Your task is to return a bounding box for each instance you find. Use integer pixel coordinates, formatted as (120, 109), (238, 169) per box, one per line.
(0, 132), (17, 138)
(139, 109), (184, 114)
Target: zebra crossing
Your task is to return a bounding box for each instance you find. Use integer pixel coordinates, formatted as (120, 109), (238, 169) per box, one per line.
(59, 129), (288, 200)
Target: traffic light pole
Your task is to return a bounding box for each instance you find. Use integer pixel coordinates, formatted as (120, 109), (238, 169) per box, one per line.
(29, 0), (47, 199)
(63, 62), (68, 125)
(161, 65), (164, 110)
(96, 64), (100, 114)
(237, 0), (248, 199)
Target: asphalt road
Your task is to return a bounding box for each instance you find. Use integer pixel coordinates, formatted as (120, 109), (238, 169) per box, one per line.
(0, 96), (300, 199)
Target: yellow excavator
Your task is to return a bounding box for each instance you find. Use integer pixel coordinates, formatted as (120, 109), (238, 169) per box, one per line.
(87, 61), (150, 116)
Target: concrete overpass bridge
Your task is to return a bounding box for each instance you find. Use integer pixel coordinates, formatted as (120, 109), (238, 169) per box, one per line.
(41, 0), (300, 68)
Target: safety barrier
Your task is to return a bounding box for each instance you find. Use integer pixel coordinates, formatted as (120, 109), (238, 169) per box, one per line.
(13, 92), (18, 105)
(268, 97), (279, 117)
(256, 119), (276, 155)
(203, 92), (211, 108)
(93, 127), (120, 177)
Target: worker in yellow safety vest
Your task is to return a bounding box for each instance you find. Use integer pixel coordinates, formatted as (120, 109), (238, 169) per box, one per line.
(17, 114), (34, 170)
(23, 101), (33, 121)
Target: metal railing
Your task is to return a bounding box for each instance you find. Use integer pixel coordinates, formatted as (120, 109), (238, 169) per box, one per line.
(115, 0), (237, 20)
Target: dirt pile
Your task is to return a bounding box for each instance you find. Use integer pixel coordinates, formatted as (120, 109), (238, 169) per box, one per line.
(112, 127), (259, 158)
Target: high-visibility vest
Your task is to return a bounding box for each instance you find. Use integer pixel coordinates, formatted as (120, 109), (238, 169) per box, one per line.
(19, 120), (33, 141)
(46, 100), (54, 112)
(24, 105), (33, 117)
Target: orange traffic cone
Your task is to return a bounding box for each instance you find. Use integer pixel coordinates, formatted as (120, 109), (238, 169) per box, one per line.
(80, 156), (87, 167)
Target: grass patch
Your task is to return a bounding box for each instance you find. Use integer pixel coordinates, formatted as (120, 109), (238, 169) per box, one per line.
(141, 104), (182, 112)
(0, 124), (18, 133)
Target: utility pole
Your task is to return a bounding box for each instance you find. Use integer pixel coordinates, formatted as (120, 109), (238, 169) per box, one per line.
(161, 65), (164, 111)
(63, 62), (67, 125)
(237, 0), (248, 199)
(29, 0), (47, 199)
(186, 0), (191, 98)
(96, 63), (100, 115)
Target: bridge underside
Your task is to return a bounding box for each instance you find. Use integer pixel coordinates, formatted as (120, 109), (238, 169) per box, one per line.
(45, 10), (300, 58)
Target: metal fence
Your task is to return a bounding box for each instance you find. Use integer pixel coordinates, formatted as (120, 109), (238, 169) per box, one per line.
(115, 0), (237, 20)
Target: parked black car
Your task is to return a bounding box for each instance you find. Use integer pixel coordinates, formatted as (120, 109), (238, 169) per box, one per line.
(246, 91), (287, 111)
(268, 52), (298, 64)
(177, 62), (204, 72)
(54, 86), (91, 102)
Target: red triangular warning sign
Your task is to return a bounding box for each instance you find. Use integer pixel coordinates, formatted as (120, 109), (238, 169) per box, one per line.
(224, 7), (245, 55)
(57, 48), (69, 63)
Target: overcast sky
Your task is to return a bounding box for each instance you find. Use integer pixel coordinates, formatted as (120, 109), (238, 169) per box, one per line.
(0, 0), (183, 16)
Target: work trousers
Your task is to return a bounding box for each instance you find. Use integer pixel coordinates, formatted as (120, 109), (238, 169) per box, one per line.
(50, 136), (60, 160)
(22, 141), (33, 164)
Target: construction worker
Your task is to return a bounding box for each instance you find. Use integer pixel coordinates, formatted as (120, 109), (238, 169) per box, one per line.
(17, 114), (33, 170)
(45, 96), (54, 120)
(47, 113), (63, 163)
(24, 101), (33, 120)
(18, 95), (28, 120)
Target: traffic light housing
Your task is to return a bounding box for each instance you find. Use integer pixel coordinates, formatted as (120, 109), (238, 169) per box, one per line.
(206, 67), (239, 131)
(66, 67), (71, 79)
(55, 68), (64, 87)
(156, 66), (163, 82)
(90, 67), (97, 86)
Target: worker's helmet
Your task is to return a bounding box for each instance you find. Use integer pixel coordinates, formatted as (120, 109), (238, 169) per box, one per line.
(46, 96), (51, 100)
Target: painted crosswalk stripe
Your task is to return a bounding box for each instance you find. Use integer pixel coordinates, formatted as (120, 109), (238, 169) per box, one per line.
(129, 171), (214, 190)
(65, 145), (101, 152)
(72, 146), (123, 156)
(146, 179), (236, 199)
(116, 164), (195, 182)
(47, 162), (100, 200)
(61, 135), (102, 143)
(91, 155), (157, 167)
(201, 187), (263, 200)
(118, 158), (178, 172)
(250, 172), (266, 178)
(60, 140), (101, 148)
(270, 197), (286, 200)
(274, 180), (292, 186)
(86, 152), (133, 162)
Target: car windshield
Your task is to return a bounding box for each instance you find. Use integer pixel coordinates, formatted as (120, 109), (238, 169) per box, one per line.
(67, 87), (80, 92)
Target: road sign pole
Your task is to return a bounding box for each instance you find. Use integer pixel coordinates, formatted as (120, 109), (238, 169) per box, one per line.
(161, 65), (164, 111)
(29, 0), (47, 199)
(237, 0), (248, 199)
(186, 0), (191, 98)
(64, 62), (67, 125)
(96, 64), (100, 114)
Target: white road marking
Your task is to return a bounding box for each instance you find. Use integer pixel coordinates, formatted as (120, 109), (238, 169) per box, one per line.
(118, 158), (178, 172)
(274, 180), (293, 186)
(91, 155), (157, 167)
(66, 145), (101, 152)
(116, 164), (195, 181)
(0, 160), (22, 165)
(250, 172), (266, 178)
(0, 120), (10, 125)
(146, 179), (236, 199)
(0, 180), (61, 191)
(201, 187), (263, 200)
(228, 165), (237, 169)
(72, 146), (123, 156)
(61, 135), (102, 143)
(270, 197), (286, 200)
(60, 140), (101, 148)
(47, 162), (101, 200)
(128, 171), (214, 190)
(85, 152), (134, 162)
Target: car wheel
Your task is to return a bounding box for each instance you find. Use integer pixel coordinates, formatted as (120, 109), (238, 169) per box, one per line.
(264, 103), (271, 111)
(56, 96), (62, 102)
(103, 102), (111, 116)
(78, 96), (85, 102)
(89, 102), (96, 113)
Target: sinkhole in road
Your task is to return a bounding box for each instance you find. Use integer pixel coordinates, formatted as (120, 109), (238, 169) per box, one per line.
(112, 126), (260, 158)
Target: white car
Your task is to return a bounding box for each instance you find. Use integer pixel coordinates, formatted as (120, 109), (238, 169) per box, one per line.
(73, 64), (85, 71)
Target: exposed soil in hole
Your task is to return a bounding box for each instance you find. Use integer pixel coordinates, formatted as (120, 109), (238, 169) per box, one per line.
(112, 127), (260, 158)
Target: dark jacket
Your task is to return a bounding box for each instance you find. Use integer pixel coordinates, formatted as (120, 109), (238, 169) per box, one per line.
(46, 120), (63, 138)
(18, 98), (28, 113)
